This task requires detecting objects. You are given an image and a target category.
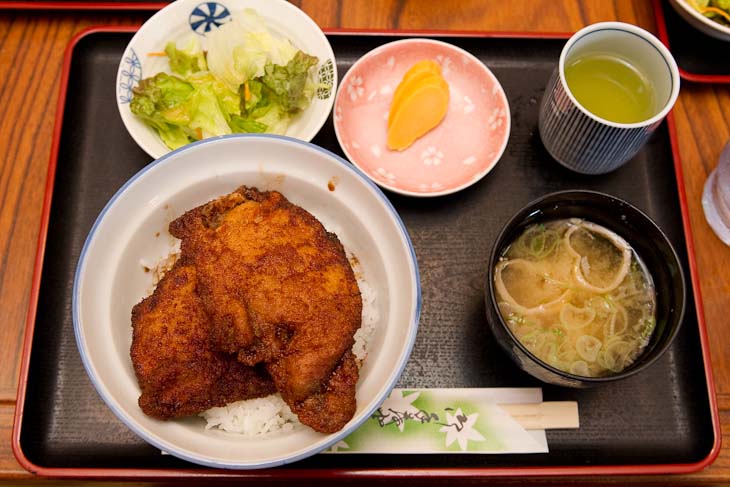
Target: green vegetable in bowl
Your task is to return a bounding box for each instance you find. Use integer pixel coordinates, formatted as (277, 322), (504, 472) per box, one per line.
(687, 0), (730, 25)
(261, 51), (319, 113)
(165, 39), (207, 77)
(130, 73), (197, 149)
(130, 9), (323, 150)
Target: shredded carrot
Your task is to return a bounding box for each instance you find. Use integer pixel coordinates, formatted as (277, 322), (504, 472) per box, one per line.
(700, 5), (730, 22)
(147, 51), (167, 57)
(244, 81), (251, 102)
(195, 127), (203, 140)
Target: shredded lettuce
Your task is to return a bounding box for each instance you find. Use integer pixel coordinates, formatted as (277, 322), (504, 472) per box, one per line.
(188, 83), (232, 138)
(129, 9), (320, 150)
(165, 38), (207, 77)
(188, 71), (241, 122)
(261, 51), (319, 113)
(206, 9), (299, 91)
(130, 73), (196, 149)
(229, 115), (267, 133)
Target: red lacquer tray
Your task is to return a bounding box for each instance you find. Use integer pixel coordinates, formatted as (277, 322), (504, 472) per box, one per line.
(0, 0), (165, 9)
(11, 26), (720, 479)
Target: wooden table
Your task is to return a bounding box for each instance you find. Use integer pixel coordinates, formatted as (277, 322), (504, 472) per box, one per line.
(1, 0), (728, 484)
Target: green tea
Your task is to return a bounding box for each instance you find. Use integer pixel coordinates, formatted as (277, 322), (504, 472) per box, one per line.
(564, 53), (657, 124)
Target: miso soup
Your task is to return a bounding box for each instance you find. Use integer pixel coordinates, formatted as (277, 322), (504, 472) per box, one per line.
(494, 219), (656, 377)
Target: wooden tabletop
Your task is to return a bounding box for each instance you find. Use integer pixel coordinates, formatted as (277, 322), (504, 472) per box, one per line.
(1, 0), (729, 484)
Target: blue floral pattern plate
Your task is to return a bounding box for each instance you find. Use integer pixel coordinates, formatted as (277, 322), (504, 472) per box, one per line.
(116, 0), (337, 159)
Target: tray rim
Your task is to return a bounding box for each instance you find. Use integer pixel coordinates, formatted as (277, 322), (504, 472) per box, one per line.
(652, 0), (730, 84)
(11, 24), (721, 479)
(0, 0), (165, 9)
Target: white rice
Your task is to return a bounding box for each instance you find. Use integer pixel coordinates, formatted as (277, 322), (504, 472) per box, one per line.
(202, 394), (298, 435)
(352, 277), (378, 364)
(200, 254), (379, 435)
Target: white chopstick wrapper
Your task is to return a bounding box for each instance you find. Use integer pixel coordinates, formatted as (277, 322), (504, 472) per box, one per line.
(323, 388), (578, 454)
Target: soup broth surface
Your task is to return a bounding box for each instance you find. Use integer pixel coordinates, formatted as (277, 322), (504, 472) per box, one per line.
(494, 219), (656, 377)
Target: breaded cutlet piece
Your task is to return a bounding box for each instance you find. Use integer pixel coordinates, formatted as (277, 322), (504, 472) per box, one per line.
(131, 261), (275, 420)
(169, 186), (362, 433)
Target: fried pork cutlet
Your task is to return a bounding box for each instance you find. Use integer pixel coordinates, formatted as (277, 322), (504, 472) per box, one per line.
(169, 186), (362, 433)
(131, 261), (275, 420)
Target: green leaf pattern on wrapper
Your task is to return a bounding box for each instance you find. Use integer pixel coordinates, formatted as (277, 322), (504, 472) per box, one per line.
(331, 390), (509, 452)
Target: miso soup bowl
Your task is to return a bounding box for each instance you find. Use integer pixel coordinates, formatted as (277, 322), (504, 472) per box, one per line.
(485, 190), (686, 388)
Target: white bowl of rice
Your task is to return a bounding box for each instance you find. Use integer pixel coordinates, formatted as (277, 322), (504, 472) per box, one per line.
(73, 134), (420, 469)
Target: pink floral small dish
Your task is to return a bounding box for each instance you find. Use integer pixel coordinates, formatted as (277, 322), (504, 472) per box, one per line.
(334, 38), (510, 197)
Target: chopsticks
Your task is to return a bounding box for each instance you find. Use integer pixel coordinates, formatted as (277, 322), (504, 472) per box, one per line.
(501, 401), (580, 430)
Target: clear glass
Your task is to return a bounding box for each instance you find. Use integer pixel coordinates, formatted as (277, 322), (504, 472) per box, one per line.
(702, 142), (730, 245)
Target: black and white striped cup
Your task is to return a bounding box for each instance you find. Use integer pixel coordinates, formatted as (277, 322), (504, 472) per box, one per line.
(538, 22), (680, 175)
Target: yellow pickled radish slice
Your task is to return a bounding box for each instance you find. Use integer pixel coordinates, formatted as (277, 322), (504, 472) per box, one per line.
(387, 75), (449, 151)
(393, 61), (441, 99)
(388, 60), (442, 127)
(402, 59), (441, 81)
(387, 71), (442, 128)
